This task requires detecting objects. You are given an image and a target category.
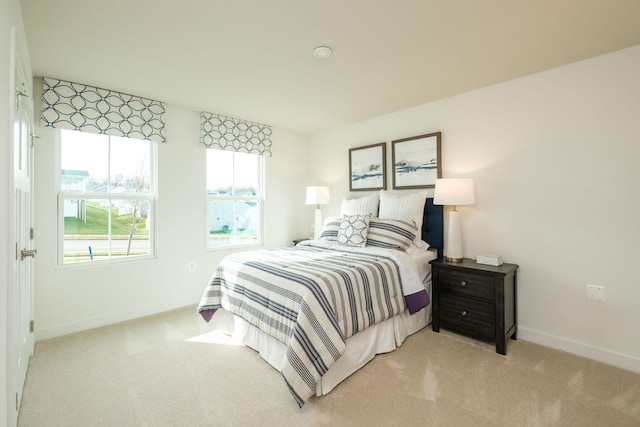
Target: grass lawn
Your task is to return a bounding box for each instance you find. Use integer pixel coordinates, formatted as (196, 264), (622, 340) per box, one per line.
(64, 201), (148, 237)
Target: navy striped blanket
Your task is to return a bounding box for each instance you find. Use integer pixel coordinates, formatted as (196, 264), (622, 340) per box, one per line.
(197, 245), (413, 406)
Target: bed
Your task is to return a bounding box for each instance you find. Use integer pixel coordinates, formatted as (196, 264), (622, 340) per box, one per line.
(198, 194), (443, 406)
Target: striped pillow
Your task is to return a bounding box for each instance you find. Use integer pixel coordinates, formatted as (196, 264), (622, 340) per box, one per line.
(366, 218), (417, 251)
(319, 217), (341, 241)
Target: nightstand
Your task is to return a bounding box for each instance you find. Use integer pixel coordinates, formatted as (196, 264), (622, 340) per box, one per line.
(292, 238), (309, 246)
(430, 258), (518, 355)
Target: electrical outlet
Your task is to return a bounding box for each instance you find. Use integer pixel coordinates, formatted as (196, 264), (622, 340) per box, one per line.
(586, 284), (605, 302)
(188, 261), (197, 272)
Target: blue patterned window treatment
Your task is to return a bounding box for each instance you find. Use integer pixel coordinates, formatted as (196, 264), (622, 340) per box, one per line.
(41, 77), (166, 143)
(200, 112), (272, 156)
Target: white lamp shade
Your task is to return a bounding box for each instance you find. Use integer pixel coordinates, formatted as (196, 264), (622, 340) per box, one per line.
(306, 186), (330, 205)
(433, 178), (475, 206)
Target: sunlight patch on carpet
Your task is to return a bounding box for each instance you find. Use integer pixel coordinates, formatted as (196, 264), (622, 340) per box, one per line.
(186, 330), (244, 346)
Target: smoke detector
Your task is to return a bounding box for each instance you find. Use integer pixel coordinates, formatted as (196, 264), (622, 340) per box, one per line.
(313, 46), (333, 59)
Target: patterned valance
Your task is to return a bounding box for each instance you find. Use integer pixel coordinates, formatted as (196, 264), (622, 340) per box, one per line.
(200, 112), (272, 156)
(41, 77), (166, 143)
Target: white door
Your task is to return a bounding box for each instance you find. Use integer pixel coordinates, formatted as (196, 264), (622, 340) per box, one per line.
(13, 39), (35, 412)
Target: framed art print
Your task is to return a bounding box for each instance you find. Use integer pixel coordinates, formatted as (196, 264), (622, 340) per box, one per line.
(392, 132), (441, 189)
(349, 142), (387, 191)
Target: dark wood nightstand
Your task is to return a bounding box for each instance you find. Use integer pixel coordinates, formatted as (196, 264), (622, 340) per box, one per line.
(292, 238), (310, 246)
(430, 258), (518, 355)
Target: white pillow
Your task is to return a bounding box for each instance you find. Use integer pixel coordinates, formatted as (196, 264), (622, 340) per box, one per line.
(378, 190), (429, 246)
(337, 214), (371, 247)
(340, 193), (379, 217)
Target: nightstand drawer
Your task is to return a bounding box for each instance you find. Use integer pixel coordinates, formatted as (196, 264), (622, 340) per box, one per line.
(438, 269), (494, 300)
(439, 294), (495, 338)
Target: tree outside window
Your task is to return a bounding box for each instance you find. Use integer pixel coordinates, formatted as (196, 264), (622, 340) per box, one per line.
(59, 129), (156, 264)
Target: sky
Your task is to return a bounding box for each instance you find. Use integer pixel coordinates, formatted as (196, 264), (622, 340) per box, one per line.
(61, 129), (150, 182)
(206, 149), (258, 191)
(62, 129), (259, 191)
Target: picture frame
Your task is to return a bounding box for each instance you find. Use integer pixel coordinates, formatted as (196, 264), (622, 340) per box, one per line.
(349, 142), (387, 191)
(392, 132), (442, 189)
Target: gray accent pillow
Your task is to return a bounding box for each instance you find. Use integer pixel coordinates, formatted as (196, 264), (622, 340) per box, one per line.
(337, 214), (371, 247)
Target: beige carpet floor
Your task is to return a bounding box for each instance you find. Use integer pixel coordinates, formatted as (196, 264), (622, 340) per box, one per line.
(18, 305), (640, 426)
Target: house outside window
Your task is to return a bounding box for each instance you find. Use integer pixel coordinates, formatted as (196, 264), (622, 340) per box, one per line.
(206, 149), (263, 249)
(59, 129), (156, 265)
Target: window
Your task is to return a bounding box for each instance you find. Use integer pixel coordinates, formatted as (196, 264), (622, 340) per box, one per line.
(59, 129), (156, 265)
(207, 149), (263, 249)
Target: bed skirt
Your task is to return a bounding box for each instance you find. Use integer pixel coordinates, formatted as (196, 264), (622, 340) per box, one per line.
(209, 304), (431, 396)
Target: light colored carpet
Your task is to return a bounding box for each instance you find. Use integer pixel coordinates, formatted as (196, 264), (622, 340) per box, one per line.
(18, 305), (640, 426)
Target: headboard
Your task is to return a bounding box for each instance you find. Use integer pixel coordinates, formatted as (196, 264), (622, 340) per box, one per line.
(422, 197), (444, 259)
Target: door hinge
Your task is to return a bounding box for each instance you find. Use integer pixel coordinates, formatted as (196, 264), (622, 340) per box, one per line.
(29, 320), (34, 333)
(16, 242), (19, 260)
(16, 392), (18, 411)
(30, 227), (34, 240)
(15, 89), (28, 111)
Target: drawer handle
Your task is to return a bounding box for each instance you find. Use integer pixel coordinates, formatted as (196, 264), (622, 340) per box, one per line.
(460, 281), (467, 287)
(461, 310), (468, 317)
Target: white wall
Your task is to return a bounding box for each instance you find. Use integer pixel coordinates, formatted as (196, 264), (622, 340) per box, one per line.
(308, 45), (640, 373)
(33, 98), (310, 340)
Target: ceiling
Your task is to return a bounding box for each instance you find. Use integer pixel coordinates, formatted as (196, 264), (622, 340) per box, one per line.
(20, 0), (640, 135)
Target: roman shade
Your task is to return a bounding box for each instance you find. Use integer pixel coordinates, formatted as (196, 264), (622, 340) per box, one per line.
(41, 77), (166, 143)
(200, 111), (272, 156)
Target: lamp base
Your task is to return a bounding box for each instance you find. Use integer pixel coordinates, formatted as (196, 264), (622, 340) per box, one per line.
(445, 209), (464, 261)
(313, 208), (323, 240)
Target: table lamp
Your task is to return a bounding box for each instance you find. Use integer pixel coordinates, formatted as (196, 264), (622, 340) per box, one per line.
(433, 178), (475, 262)
(306, 186), (330, 239)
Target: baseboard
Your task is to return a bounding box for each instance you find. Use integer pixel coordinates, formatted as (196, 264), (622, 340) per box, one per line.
(518, 327), (640, 374)
(35, 298), (197, 341)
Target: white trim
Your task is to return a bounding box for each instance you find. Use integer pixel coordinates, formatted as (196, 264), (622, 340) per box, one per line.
(4, 25), (18, 427)
(35, 299), (198, 342)
(56, 132), (157, 266)
(518, 327), (640, 374)
(206, 150), (264, 250)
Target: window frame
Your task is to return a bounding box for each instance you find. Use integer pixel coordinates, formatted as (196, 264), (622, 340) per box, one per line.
(56, 130), (157, 268)
(206, 149), (264, 251)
